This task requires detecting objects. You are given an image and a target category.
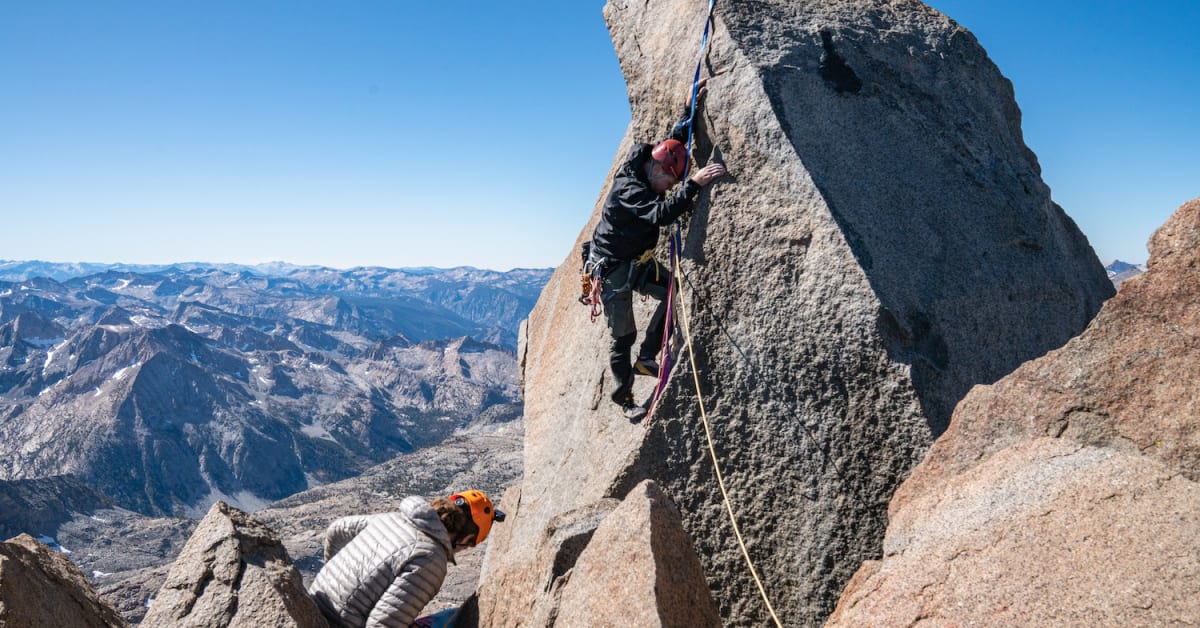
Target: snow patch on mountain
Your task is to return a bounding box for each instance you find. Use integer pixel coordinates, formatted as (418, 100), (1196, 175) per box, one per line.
(37, 535), (71, 554)
(300, 423), (338, 443)
(111, 362), (139, 381)
(1104, 259), (1146, 287)
(183, 484), (276, 519)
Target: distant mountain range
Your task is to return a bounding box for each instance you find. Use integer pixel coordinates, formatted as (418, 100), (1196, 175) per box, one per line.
(1104, 259), (1146, 286)
(0, 262), (550, 518)
(0, 260), (550, 348)
(0, 259), (545, 280)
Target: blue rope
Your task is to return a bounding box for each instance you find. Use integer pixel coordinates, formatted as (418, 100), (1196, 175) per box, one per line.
(650, 0), (717, 413)
(682, 0), (717, 180)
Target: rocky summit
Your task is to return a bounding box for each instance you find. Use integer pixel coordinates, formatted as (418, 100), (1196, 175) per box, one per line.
(1105, 259), (1146, 286)
(0, 533), (126, 627)
(479, 0), (1113, 626)
(829, 198), (1200, 626)
(139, 501), (326, 628)
(0, 265), (538, 517)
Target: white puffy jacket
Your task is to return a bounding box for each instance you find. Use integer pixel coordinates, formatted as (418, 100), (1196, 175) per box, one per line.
(308, 497), (454, 627)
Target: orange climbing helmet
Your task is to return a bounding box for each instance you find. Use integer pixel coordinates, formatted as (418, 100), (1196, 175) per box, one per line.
(651, 139), (688, 180)
(451, 489), (506, 545)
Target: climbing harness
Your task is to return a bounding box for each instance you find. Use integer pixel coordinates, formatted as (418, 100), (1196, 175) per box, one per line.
(580, 244), (663, 322)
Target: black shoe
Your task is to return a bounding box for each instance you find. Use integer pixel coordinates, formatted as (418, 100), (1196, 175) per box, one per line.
(610, 388), (646, 422)
(623, 404), (647, 422)
(633, 358), (659, 378)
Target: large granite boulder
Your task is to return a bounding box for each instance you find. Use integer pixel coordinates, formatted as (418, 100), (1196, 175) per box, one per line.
(479, 0), (1113, 625)
(829, 200), (1200, 625)
(141, 501), (327, 628)
(553, 480), (720, 627)
(0, 533), (126, 627)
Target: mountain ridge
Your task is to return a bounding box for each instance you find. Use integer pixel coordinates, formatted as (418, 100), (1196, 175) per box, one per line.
(0, 259), (550, 282)
(1104, 258), (1146, 286)
(0, 264), (541, 518)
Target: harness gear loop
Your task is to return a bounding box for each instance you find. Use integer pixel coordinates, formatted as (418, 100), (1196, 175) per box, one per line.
(587, 275), (602, 322)
(579, 257), (605, 323)
(578, 241), (606, 323)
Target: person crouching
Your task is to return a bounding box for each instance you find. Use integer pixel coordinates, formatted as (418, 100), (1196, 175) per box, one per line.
(309, 490), (504, 627)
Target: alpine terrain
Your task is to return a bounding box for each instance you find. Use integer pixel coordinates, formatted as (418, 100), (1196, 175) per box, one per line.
(0, 264), (548, 517)
(2, 1), (1195, 627)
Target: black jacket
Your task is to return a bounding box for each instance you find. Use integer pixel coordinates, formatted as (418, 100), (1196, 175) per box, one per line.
(590, 112), (702, 262)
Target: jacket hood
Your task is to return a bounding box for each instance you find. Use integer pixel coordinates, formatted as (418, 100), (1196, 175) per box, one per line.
(399, 495), (455, 562)
(621, 143), (654, 183)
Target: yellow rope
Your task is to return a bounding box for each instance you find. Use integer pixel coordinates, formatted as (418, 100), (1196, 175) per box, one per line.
(670, 248), (784, 627)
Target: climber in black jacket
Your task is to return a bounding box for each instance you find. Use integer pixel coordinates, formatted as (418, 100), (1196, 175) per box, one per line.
(589, 78), (726, 419)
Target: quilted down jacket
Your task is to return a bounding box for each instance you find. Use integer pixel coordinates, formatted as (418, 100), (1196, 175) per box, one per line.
(308, 497), (454, 627)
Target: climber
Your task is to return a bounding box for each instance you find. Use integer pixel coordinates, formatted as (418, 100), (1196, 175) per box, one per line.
(308, 489), (505, 628)
(587, 78), (726, 420)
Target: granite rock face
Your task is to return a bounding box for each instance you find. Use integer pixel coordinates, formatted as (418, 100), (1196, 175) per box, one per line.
(140, 501), (327, 628)
(479, 0), (1112, 625)
(829, 198), (1200, 626)
(0, 533), (126, 628)
(553, 480), (720, 628)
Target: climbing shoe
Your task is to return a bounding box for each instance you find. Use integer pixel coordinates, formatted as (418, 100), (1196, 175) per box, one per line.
(633, 358), (659, 378)
(611, 389), (646, 422)
(611, 387), (634, 407)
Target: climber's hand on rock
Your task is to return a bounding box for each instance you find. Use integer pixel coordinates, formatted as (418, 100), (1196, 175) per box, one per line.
(690, 162), (726, 187)
(687, 77), (710, 109)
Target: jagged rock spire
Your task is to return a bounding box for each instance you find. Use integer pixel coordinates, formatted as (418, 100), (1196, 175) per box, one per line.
(141, 501), (326, 628)
(478, 0), (1113, 625)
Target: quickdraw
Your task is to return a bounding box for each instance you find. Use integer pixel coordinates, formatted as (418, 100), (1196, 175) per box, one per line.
(578, 240), (605, 323)
(579, 268), (603, 323)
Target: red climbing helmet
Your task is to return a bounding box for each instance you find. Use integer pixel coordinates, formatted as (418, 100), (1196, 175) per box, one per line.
(651, 139), (688, 180)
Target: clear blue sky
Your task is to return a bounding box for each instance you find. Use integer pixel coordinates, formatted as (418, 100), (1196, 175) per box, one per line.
(2, 2), (1195, 270)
